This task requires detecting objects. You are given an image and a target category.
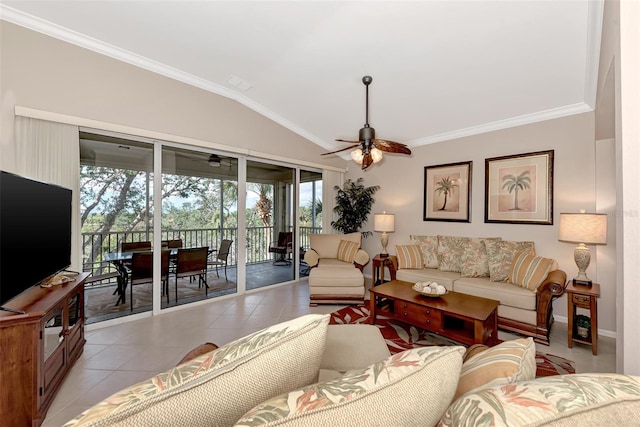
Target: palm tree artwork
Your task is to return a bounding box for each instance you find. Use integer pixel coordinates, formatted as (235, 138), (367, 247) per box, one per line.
(434, 175), (459, 211)
(501, 170), (531, 210)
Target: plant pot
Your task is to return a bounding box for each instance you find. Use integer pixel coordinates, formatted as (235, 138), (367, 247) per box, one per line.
(577, 326), (589, 338)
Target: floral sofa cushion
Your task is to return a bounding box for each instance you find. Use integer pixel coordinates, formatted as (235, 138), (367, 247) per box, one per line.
(460, 238), (501, 278)
(439, 373), (640, 427)
(235, 346), (465, 427)
(438, 235), (471, 273)
(484, 239), (535, 282)
(64, 314), (330, 427)
(410, 235), (439, 268)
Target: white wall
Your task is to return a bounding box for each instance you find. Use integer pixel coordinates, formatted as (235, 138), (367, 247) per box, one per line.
(344, 112), (619, 334)
(0, 21), (343, 172)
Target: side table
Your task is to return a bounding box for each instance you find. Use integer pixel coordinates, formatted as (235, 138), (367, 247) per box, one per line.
(372, 254), (397, 286)
(566, 282), (600, 355)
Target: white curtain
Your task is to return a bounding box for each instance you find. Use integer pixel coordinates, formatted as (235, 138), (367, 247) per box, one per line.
(322, 169), (344, 234)
(15, 116), (81, 271)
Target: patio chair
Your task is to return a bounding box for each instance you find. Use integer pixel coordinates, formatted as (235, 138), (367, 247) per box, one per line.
(161, 239), (183, 248)
(207, 239), (233, 281)
(175, 247), (209, 299)
(121, 241), (152, 252)
(129, 250), (171, 310)
(268, 231), (292, 266)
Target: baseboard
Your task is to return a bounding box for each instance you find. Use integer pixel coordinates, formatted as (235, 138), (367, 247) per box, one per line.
(553, 315), (617, 339)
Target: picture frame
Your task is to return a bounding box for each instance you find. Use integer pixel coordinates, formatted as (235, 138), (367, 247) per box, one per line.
(484, 150), (554, 225)
(423, 161), (472, 222)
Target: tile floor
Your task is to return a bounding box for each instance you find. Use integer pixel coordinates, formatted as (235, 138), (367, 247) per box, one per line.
(43, 279), (616, 426)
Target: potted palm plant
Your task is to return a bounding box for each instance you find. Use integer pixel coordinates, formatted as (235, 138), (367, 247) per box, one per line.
(331, 178), (380, 237)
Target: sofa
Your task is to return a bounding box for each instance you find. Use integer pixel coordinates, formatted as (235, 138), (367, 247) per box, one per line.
(64, 314), (640, 427)
(394, 235), (567, 345)
(304, 232), (370, 306)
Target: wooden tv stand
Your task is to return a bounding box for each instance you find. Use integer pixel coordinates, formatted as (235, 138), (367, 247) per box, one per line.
(0, 273), (89, 427)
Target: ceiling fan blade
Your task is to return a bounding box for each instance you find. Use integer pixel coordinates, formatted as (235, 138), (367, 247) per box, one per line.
(335, 139), (361, 144)
(373, 139), (412, 155)
(321, 144), (359, 156)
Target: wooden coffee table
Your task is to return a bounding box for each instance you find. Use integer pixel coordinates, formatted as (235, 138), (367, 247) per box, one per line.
(369, 280), (500, 346)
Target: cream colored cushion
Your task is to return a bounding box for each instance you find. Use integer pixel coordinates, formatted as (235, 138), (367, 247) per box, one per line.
(438, 235), (471, 272)
(234, 346), (465, 427)
(308, 266), (364, 287)
(304, 249), (320, 267)
(460, 238), (501, 278)
(410, 235), (439, 268)
(309, 232), (360, 259)
(337, 239), (359, 263)
(396, 244), (423, 269)
(485, 239), (536, 282)
(509, 250), (555, 290)
(64, 314), (330, 427)
(441, 374), (640, 426)
(454, 338), (536, 400)
(320, 325), (390, 373)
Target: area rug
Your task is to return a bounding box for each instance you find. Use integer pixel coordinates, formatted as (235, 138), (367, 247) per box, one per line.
(329, 304), (575, 378)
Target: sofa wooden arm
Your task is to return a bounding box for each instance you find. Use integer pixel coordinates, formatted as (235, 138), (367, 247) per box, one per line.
(536, 269), (567, 327)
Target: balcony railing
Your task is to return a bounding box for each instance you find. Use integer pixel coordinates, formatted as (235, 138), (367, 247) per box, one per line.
(82, 226), (322, 278)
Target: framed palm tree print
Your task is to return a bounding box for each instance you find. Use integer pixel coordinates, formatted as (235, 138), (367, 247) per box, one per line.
(423, 161), (472, 222)
(485, 150), (554, 225)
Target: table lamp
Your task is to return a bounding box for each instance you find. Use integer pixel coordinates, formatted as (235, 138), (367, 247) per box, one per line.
(374, 212), (395, 257)
(558, 211), (607, 286)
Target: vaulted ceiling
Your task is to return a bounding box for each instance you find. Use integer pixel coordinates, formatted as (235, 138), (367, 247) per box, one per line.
(1, 1), (603, 153)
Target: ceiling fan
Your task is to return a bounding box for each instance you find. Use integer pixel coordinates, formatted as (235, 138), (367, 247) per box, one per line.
(176, 151), (234, 168)
(323, 76), (412, 170)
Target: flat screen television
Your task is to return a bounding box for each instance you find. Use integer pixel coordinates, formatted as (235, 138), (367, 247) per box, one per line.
(0, 171), (72, 306)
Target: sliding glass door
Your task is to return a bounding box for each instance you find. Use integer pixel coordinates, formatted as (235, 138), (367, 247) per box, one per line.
(160, 146), (238, 307)
(245, 160), (295, 290)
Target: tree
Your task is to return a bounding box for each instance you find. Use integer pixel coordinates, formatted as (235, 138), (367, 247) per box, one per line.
(247, 182), (273, 227)
(501, 170), (531, 210)
(331, 178), (379, 237)
(434, 176), (458, 211)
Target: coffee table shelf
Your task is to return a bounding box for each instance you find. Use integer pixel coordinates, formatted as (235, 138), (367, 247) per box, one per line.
(369, 280), (499, 347)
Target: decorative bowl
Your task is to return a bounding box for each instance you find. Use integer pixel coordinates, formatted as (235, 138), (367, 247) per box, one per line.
(412, 283), (448, 297)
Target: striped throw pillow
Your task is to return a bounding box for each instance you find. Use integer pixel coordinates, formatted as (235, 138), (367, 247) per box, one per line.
(396, 245), (423, 269)
(454, 338), (536, 400)
(337, 239), (360, 263)
(508, 250), (555, 291)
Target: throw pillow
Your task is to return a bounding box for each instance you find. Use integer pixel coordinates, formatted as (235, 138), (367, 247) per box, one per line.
(453, 337), (536, 400)
(410, 235), (439, 268)
(437, 235), (471, 272)
(234, 346), (465, 427)
(441, 374), (640, 427)
(484, 239), (536, 282)
(459, 238), (501, 278)
(396, 244), (423, 269)
(509, 250), (555, 290)
(337, 239), (359, 263)
(64, 314), (330, 427)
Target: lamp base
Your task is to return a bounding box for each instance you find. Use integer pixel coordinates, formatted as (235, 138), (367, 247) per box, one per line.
(573, 278), (593, 287)
(379, 253), (389, 258)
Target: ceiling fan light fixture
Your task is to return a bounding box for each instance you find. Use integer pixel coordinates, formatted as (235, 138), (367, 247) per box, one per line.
(350, 148), (364, 164)
(208, 154), (222, 167)
(371, 147), (383, 163)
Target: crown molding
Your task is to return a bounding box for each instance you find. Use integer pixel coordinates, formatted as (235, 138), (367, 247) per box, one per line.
(0, 5), (335, 151)
(408, 102), (594, 148)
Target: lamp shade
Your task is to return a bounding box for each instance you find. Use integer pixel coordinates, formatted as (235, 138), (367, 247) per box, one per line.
(374, 213), (395, 233)
(558, 213), (607, 244)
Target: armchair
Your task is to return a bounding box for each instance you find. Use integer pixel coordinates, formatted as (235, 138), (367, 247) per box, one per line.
(305, 232), (369, 306)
